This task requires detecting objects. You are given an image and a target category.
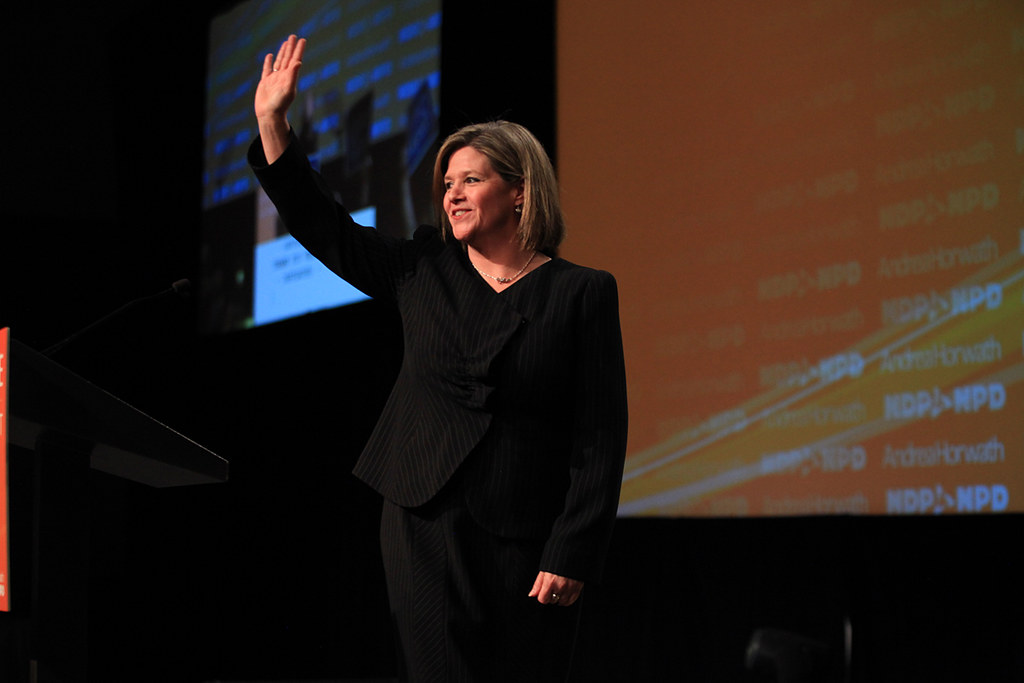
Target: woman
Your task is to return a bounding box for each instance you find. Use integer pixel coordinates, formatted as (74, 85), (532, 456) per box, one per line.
(250, 35), (627, 683)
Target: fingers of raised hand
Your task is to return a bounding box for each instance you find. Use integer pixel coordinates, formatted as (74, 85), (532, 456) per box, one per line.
(272, 35), (305, 74)
(261, 52), (276, 79)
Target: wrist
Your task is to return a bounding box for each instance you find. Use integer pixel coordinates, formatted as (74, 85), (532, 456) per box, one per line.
(256, 113), (290, 136)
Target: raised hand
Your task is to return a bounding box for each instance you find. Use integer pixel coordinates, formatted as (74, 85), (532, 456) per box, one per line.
(255, 35), (306, 163)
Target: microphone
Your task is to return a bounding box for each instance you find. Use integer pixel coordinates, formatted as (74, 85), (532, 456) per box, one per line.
(43, 279), (192, 357)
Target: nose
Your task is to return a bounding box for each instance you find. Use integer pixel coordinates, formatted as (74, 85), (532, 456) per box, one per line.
(447, 183), (465, 203)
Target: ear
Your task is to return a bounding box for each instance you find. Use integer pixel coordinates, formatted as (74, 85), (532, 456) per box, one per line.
(513, 178), (525, 204)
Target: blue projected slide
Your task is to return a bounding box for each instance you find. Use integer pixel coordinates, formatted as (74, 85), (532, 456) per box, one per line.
(253, 207), (376, 326)
(199, 0), (441, 334)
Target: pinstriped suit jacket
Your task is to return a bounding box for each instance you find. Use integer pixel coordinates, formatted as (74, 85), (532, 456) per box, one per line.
(251, 135), (628, 582)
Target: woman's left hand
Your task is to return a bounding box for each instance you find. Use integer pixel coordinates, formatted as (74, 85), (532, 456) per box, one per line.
(529, 571), (584, 607)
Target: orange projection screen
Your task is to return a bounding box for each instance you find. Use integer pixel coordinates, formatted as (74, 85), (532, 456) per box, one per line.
(558, 1), (1023, 517)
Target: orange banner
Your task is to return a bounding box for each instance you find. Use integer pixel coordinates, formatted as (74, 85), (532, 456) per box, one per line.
(1, 327), (9, 610)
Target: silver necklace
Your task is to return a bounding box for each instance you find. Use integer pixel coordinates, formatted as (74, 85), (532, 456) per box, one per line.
(473, 251), (537, 284)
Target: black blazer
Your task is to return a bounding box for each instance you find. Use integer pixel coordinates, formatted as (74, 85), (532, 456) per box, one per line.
(250, 135), (628, 582)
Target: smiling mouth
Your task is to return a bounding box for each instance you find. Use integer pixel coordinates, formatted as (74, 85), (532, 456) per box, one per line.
(452, 210), (470, 218)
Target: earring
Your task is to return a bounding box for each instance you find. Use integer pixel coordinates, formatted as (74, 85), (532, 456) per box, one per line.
(514, 205), (523, 214)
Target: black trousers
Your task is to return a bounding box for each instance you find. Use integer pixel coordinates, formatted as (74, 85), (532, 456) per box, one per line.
(380, 475), (581, 683)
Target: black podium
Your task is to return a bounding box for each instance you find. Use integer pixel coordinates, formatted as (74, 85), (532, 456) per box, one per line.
(3, 337), (227, 682)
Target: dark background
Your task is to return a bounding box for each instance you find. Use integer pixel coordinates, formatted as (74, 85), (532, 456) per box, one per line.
(2, 2), (1021, 682)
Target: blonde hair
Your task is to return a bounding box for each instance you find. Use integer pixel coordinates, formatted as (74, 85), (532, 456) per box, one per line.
(432, 121), (566, 255)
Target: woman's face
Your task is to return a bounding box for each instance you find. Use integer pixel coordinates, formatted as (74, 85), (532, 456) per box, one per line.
(443, 146), (522, 247)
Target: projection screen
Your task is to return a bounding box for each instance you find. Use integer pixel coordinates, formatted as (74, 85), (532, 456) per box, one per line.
(557, 0), (1024, 517)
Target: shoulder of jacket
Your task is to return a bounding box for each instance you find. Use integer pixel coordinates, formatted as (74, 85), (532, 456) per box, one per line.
(413, 224), (440, 242)
(551, 258), (617, 286)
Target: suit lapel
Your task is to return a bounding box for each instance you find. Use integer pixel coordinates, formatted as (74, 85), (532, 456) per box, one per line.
(433, 243), (526, 406)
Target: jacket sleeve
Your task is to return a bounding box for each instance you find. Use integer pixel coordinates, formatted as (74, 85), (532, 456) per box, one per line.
(539, 270), (628, 584)
(248, 131), (426, 304)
